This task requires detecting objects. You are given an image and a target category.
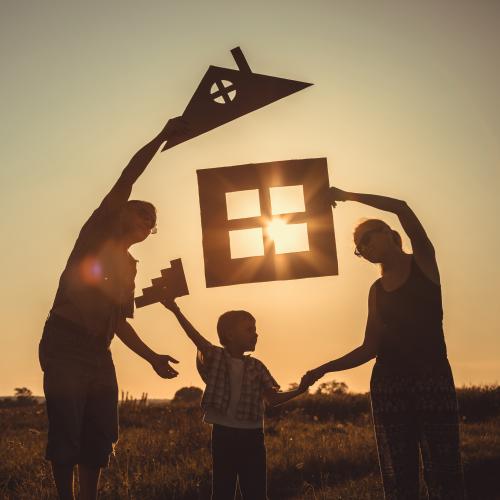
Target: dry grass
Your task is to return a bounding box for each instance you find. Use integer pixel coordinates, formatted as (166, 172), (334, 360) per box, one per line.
(1, 387), (499, 499)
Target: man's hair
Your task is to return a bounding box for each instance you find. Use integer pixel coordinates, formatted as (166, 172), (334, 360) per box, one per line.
(216, 310), (255, 346)
(126, 200), (157, 225)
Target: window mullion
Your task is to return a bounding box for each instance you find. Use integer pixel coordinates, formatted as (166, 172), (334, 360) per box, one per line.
(259, 189), (275, 256)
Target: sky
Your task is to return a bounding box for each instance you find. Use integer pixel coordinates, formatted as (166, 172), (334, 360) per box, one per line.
(1, 0), (499, 399)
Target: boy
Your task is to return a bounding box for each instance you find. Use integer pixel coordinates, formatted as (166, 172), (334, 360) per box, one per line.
(162, 299), (309, 500)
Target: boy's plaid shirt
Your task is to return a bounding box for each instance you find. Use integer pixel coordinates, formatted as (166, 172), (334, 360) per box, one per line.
(196, 345), (279, 422)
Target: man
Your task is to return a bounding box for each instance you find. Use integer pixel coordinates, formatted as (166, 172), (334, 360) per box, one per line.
(39, 117), (187, 499)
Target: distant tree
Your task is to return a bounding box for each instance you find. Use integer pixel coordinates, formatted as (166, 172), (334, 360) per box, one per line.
(315, 380), (348, 396)
(14, 387), (35, 405)
(172, 386), (203, 404)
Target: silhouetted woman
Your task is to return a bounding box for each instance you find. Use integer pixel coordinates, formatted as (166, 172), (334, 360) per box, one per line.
(306, 187), (464, 499)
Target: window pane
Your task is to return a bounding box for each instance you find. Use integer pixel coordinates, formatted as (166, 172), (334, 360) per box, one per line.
(269, 221), (309, 254)
(270, 185), (305, 214)
(226, 189), (261, 220)
(229, 228), (264, 258)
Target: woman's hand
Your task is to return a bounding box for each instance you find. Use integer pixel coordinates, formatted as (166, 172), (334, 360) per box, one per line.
(328, 187), (350, 207)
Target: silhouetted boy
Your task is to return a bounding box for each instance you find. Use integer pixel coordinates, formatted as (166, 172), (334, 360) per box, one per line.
(162, 299), (309, 500)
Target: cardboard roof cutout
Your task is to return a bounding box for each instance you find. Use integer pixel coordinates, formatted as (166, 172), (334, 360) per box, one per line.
(197, 158), (338, 287)
(162, 47), (312, 150)
(135, 259), (189, 308)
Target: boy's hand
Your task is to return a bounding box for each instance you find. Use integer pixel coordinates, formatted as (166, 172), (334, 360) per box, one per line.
(150, 353), (179, 379)
(161, 295), (179, 312)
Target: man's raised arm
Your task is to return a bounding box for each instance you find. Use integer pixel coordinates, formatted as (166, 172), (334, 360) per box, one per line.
(102, 117), (189, 210)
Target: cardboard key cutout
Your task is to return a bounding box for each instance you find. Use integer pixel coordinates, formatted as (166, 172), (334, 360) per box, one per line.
(162, 47), (312, 150)
(197, 158), (338, 287)
(135, 259), (189, 308)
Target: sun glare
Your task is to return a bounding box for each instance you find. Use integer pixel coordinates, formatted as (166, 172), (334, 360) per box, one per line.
(267, 218), (309, 254)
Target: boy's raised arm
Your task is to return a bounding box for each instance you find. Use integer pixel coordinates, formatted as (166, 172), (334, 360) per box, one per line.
(162, 299), (212, 354)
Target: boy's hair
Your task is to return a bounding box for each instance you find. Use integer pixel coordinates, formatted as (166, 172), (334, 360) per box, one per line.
(217, 310), (255, 346)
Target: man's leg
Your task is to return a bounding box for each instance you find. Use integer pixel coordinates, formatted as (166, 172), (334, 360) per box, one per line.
(43, 355), (87, 499)
(51, 463), (75, 500)
(78, 464), (101, 500)
(79, 353), (119, 497)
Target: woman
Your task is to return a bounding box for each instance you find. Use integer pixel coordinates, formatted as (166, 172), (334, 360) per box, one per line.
(306, 187), (464, 499)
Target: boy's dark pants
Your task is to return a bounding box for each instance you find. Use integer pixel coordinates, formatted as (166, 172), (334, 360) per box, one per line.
(211, 424), (268, 500)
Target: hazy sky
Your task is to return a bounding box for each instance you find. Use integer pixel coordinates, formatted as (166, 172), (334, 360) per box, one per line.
(1, 0), (499, 398)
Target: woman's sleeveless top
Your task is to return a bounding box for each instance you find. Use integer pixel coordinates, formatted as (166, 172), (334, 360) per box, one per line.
(374, 256), (448, 374)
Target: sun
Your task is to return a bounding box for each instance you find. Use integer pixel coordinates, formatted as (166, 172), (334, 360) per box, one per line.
(266, 218), (310, 254)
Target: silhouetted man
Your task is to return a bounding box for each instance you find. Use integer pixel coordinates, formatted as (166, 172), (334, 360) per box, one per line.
(39, 118), (187, 500)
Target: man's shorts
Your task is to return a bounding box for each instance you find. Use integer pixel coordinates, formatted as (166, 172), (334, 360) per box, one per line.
(39, 315), (118, 468)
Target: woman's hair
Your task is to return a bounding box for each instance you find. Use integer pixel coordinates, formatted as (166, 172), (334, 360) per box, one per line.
(217, 310), (255, 346)
(353, 218), (402, 250)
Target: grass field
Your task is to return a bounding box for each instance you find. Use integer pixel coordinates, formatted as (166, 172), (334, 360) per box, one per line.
(1, 385), (499, 499)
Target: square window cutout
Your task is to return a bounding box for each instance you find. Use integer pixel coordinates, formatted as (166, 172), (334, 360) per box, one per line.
(229, 228), (264, 259)
(270, 222), (309, 254)
(226, 189), (261, 220)
(270, 185), (305, 214)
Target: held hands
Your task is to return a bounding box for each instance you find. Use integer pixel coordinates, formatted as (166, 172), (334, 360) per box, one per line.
(150, 353), (179, 379)
(301, 366), (327, 388)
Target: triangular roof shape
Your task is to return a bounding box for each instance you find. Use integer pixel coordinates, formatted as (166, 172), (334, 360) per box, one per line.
(163, 47), (313, 150)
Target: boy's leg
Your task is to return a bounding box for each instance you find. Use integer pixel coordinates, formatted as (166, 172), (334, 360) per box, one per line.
(237, 429), (268, 500)
(211, 425), (239, 500)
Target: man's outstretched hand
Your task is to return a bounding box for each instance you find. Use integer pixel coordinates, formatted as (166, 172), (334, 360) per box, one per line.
(150, 353), (179, 379)
(159, 117), (191, 143)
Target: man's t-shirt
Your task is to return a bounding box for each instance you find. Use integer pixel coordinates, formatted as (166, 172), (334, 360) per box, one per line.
(51, 197), (136, 341)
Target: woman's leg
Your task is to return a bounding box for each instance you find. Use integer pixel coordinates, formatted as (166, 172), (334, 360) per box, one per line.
(417, 370), (465, 499)
(371, 370), (420, 500)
